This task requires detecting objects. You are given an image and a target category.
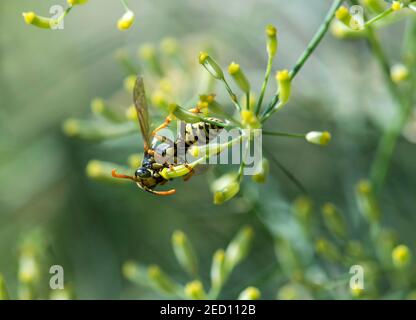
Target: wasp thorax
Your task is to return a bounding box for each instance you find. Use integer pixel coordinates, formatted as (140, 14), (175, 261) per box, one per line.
(135, 168), (152, 179)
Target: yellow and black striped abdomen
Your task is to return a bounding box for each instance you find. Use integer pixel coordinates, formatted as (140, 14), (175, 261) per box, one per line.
(184, 118), (223, 148)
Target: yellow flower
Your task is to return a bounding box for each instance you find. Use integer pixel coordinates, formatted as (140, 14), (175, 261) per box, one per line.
(276, 69), (291, 105)
(67, 0), (88, 5)
(392, 245), (411, 268)
(199, 52), (224, 79)
(184, 281), (206, 300)
(265, 24), (278, 57)
(238, 287), (261, 300)
(391, 1), (402, 11)
(125, 105), (138, 121)
(160, 37), (178, 55)
(228, 62), (250, 93)
(117, 10), (135, 30)
(305, 131), (331, 146)
(211, 173), (240, 205)
(22, 12), (56, 29)
(335, 6), (352, 27)
(241, 110), (260, 129)
(391, 64), (409, 83)
(62, 119), (80, 137)
(139, 43), (156, 60)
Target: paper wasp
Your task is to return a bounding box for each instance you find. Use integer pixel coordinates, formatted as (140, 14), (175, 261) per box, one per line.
(111, 76), (224, 195)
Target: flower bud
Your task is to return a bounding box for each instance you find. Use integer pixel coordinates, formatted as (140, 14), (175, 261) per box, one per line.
(335, 6), (352, 27)
(151, 90), (169, 110)
(315, 238), (340, 262)
(117, 10), (135, 31)
(276, 70), (291, 106)
(125, 104), (138, 121)
(350, 286), (364, 298)
(224, 226), (254, 272)
(18, 251), (39, 284)
(241, 110), (261, 129)
(168, 104), (201, 123)
(91, 98), (124, 123)
(266, 24), (278, 57)
(252, 158), (269, 183)
(139, 43), (163, 76)
(391, 1), (403, 11)
(50, 287), (73, 300)
(355, 179), (381, 224)
(277, 283), (311, 300)
(0, 274), (9, 300)
(124, 75), (136, 93)
(148, 265), (180, 296)
(160, 37), (179, 56)
(114, 49), (139, 75)
(22, 12), (58, 29)
(160, 164), (192, 180)
(127, 153), (143, 169)
(346, 240), (365, 259)
(210, 249), (226, 290)
(86, 160), (131, 183)
(305, 131), (331, 146)
(238, 287), (261, 300)
(330, 21), (368, 40)
(292, 196), (313, 224)
(321, 203), (347, 239)
(392, 245), (411, 268)
(228, 62), (250, 93)
(18, 284), (34, 300)
(211, 173), (241, 205)
(172, 230), (198, 277)
(67, 0), (88, 5)
(184, 280), (206, 300)
(122, 261), (150, 287)
(390, 64), (409, 83)
(199, 94), (226, 116)
(199, 52), (224, 79)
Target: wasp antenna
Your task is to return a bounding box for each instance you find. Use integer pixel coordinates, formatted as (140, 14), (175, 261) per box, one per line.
(152, 189), (176, 196)
(111, 169), (137, 182)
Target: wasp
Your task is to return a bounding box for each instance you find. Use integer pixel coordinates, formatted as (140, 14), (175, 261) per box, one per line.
(112, 76), (224, 195)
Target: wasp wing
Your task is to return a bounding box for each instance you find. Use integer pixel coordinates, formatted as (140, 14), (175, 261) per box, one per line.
(133, 76), (151, 151)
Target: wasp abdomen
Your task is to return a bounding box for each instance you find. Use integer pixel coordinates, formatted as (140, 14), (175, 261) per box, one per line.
(184, 118), (223, 147)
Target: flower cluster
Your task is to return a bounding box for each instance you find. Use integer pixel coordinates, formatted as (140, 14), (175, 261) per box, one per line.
(122, 226), (258, 300)
(22, 0), (135, 31)
(271, 179), (414, 299)
(63, 26), (333, 204)
(0, 230), (74, 300)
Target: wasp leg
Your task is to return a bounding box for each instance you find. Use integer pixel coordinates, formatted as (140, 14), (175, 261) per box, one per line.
(188, 107), (201, 114)
(152, 116), (172, 136)
(111, 169), (136, 182)
(153, 134), (175, 145)
(183, 163), (194, 182)
(146, 187), (176, 196)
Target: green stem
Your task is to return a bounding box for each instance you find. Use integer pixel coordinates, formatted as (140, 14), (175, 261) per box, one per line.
(255, 55), (274, 115)
(246, 92), (250, 111)
(260, 0), (343, 123)
(120, 0), (130, 11)
(263, 130), (305, 139)
(364, 8), (393, 28)
(369, 18), (416, 194)
(221, 78), (242, 111)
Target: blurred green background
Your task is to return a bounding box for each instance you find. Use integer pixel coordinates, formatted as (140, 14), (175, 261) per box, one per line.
(1, 0), (415, 299)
